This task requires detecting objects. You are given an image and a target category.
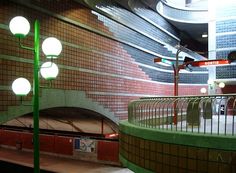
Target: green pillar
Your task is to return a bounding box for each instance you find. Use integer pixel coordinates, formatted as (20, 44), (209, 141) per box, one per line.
(33, 20), (40, 173)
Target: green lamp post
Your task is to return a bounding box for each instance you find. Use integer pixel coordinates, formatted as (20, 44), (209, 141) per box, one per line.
(9, 16), (62, 173)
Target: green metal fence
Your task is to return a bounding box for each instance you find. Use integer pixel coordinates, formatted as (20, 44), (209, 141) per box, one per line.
(128, 94), (236, 135)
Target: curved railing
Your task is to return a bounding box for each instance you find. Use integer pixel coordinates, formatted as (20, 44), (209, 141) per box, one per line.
(156, 0), (208, 23)
(128, 94), (236, 135)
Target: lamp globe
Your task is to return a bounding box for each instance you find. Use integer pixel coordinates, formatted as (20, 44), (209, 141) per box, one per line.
(12, 77), (31, 96)
(42, 37), (62, 58)
(219, 82), (225, 88)
(40, 62), (59, 80)
(9, 16), (30, 38)
(200, 87), (207, 94)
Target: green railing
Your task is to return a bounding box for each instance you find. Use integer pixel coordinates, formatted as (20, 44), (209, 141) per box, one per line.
(128, 94), (236, 135)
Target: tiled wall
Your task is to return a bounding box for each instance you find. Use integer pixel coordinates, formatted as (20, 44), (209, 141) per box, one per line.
(120, 132), (236, 173)
(120, 45), (208, 84)
(0, 0), (206, 121)
(130, 0), (179, 37)
(93, 4), (179, 47)
(215, 2), (236, 80)
(0, 129), (120, 164)
(91, 3), (208, 85)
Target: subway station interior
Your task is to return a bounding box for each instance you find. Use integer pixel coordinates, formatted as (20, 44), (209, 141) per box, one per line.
(0, 0), (236, 172)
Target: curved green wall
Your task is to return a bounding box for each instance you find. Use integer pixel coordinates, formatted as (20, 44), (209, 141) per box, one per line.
(119, 120), (236, 173)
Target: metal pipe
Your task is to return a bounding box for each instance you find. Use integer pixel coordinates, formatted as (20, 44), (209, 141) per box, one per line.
(173, 47), (182, 124)
(33, 20), (40, 173)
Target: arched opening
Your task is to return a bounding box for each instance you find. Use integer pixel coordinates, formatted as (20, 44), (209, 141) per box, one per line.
(2, 107), (118, 139)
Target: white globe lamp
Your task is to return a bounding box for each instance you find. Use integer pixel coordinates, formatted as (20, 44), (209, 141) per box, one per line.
(200, 87), (207, 94)
(12, 77), (31, 96)
(9, 16), (30, 38)
(40, 62), (59, 80)
(219, 82), (225, 88)
(42, 37), (62, 58)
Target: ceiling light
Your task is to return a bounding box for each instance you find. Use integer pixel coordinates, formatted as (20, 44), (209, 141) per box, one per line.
(202, 33), (208, 38)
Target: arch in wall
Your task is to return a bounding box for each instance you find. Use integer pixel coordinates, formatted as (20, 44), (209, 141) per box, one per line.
(0, 88), (118, 125)
(3, 106), (118, 134)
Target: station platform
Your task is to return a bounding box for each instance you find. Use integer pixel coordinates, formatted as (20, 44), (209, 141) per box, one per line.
(0, 147), (132, 173)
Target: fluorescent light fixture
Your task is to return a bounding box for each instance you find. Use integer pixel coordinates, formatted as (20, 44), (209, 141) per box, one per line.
(202, 33), (208, 38)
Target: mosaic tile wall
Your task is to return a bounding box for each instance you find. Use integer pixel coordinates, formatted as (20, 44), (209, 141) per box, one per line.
(216, 2), (236, 79)
(0, 0), (206, 121)
(120, 132), (236, 173)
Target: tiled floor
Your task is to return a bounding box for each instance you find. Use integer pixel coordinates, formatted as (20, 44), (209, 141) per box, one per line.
(0, 147), (133, 173)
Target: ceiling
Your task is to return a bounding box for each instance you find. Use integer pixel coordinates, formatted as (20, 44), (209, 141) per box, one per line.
(169, 21), (208, 56)
(115, 0), (208, 56)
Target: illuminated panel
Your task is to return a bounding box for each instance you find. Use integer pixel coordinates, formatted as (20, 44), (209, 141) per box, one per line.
(188, 59), (231, 67)
(154, 58), (173, 66)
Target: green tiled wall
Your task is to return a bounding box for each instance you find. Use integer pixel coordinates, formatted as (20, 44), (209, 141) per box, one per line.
(119, 121), (236, 173)
(120, 132), (236, 173)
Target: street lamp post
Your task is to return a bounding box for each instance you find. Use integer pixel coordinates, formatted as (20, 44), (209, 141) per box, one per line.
(173, 46), (185, 124)
(173, 48), (182, 97)
(154, 48), (232, 124)
(9, 16), (62, 173)
(154, 46), (184, 124)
